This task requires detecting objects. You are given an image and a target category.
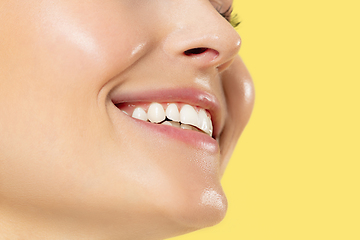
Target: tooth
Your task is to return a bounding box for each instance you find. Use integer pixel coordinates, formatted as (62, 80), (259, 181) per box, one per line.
(180, 104), (199, 128)
(209, 117), (213, 136)
(161, 121), (172, 126)
(181, 124), (201, 132)
(162, 121), (181, 128)
(181, 124), (192, 130)
(169, 121), (180, 128)
(148, 103), (165, 123)
(198, 109), (210, 134)
(131, 107), (147, 121)
(122, 110), (130, 116)
(166, 103), (180, 122)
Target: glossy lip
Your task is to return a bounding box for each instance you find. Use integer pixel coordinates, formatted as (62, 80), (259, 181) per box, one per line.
(122, 116), (220, 153)
(109, 88), (223, 139)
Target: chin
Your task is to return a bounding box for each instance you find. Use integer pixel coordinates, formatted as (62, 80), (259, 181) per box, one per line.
(169, 186), (228, 230)
(143, 181), (228, 239)
(144, 152), (228, 232)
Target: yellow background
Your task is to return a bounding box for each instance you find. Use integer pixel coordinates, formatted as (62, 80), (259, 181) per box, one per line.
(171, 0), (360, 239)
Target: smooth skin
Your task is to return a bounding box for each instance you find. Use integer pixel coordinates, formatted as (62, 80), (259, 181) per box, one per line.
(0, 0), (254, 239)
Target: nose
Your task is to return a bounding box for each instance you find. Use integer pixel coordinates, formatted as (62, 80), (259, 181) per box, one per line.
(162, 0), (241, 73)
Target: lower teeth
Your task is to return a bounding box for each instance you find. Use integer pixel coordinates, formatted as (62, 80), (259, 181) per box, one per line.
(160, 121), (205, 134)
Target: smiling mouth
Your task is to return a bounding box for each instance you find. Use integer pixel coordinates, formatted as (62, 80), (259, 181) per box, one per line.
(116, 102), (213, 137)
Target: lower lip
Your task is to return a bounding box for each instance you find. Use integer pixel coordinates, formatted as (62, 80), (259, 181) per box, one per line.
(121, 112), (219, 154)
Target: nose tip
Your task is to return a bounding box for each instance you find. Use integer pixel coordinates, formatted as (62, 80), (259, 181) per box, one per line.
(162, 3), (242, 72)
(216, 37), (241, 72)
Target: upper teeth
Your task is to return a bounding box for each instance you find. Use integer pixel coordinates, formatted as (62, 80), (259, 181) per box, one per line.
(128, 102), (213, 137)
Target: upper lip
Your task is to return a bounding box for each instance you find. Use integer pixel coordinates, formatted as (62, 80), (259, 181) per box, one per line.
(109, 87), (223, 139)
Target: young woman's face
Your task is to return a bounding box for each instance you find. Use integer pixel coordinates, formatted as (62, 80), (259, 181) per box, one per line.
(0, 0), (254, 238)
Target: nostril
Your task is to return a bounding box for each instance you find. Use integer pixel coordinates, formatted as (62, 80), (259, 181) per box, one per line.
(184, 47), (209, 56)
(183, 47), (220, 63)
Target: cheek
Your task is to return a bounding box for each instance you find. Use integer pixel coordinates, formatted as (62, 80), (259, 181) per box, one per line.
(34, 1), (151, 86)
(0, 1), (149, 207)
(1, 1), (152, 91)
(0, 0), (152, 151)
(219, 56), (255, 175)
